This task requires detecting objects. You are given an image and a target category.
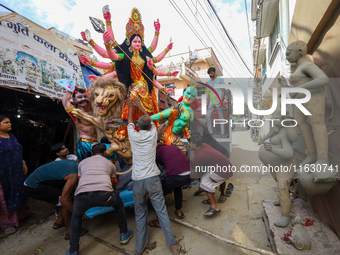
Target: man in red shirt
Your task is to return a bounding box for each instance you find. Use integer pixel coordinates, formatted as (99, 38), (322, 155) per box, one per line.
(189, 133), (233, 216)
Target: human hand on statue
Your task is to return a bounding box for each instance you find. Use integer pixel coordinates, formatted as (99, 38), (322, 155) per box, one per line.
(103, 31), (113, 44)
(264, 142), (272, 151)
(167, 43), (173, 50)
(88, 75), (98, 81)
(171, 70), (179, 76)
(126, 98), (134, 108)
(278, 76), (289, 87)
(102, 5), (111, 20)
(79, 56), (90, 65)
(133, 98), (142, 109)
(147, 57), (154, 69)
(154, 19), (160, 32)
(166, 88), (174, 94)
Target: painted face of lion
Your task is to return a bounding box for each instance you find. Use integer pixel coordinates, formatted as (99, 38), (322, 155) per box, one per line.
(93, 85), (119, 116)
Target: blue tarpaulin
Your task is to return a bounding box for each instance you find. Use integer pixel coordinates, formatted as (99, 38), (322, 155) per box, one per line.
(80, 63), (102, 90)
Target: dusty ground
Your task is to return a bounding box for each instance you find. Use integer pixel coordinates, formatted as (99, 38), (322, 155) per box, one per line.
(0, 128), (280, 255)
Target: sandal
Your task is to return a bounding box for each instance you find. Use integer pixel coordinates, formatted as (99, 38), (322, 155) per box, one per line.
(194, 189), (205, 196)
(175, 211), (185, 219)
(148, 220), (161, 229)
(202, 199), (211, 205)
(53, 222), (65, 229)
(217, 196), (227, 203)
(65, 228), (88, 240)
(4, 226), (16, 235)
(203, 207), (221, 217)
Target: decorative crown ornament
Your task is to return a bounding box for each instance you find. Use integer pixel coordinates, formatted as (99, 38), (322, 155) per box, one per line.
(125, 8), (144, 45)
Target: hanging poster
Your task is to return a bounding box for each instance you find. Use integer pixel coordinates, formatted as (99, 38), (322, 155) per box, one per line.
(0, 12), (85, 99)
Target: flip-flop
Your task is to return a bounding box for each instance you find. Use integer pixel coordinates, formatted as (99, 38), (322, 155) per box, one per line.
(227, 183), (234, 191)
(65, 228), (88, 240)
(203, 207), (221, 217)
(225, 189), (232, 197)
(4, 226), (16, 235)
(202, 199), (211, 205)
(53, 222), (65, 229)
(175, 211), (185, 219)
(148, 220), (161, 229)
(194, 189), (205, 196)
(217, 196), (227, 203)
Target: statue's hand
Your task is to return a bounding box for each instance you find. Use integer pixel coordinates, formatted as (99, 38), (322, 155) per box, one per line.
(103, 31), (112, 44)
(166, 88), (174, 94)
(102, 5), (111, 20)
(80, 31), (87, 42)
(167, 42), (173, 50)
(264, 142), (272, 151)
(71, 108), (84, 118)
(81, 29), (92, 42)
(79, 56), (90, 65)
(147, 57), (154, 69)
(154, 19), (160, 32)
(278, 76), (289, 87)
(88, 75), (98, 81)
(171, 70), (179, 76)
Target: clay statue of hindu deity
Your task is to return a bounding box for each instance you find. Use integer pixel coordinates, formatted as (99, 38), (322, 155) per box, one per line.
(151, 86), (198, 155)
(102, 8), (179, 142)
(80, 5), (175, 92)
(62, 86), (97, 160)
(258, 110), (298, 227)
(278, 40), (336, 195)
(288, 215), (311, 251)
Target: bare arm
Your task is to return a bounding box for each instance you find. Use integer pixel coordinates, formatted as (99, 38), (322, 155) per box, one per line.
(194, 116), (209, 134)
(154, 43), (173, 63)
(148, 19), (160, 53)
(133, 98), (149, 116)
(151, 108), (171, 121)
(127, 98), (134, 124)
(60, 174), (78, 213)
(110, 177), (116, 189)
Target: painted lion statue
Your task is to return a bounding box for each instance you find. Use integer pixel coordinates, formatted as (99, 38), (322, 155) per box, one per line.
(71, 77), (133, 163)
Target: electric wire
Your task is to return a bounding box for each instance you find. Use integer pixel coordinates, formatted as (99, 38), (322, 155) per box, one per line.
(185, 0), (245, 81)
(207, 0), (254, 76)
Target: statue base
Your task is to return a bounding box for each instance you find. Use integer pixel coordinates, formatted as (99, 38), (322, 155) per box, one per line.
(262, 199), (339, 254)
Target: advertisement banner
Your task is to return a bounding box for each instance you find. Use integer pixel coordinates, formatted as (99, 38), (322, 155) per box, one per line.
(0, 13), (85, 99)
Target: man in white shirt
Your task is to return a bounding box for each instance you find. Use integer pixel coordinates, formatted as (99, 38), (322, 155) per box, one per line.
(206, 67), (226, 138)
(65, 143), (133, 255)
(126, 98), (181, 255)
(51, 143), (78, 161)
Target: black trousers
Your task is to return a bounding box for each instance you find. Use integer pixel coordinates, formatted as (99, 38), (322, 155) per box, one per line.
(161, 175), (191, 210)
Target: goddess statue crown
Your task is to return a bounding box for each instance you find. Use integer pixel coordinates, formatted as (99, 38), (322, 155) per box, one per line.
(126, 8), (145, 44)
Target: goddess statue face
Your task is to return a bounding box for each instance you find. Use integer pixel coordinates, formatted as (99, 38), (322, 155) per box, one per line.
(182, 87), (197, 104)
(131, 36), (142, 51)
(93, 85), (118, 116)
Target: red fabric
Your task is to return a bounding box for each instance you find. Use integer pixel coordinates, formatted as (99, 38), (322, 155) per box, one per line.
(190, 143), (233, 179)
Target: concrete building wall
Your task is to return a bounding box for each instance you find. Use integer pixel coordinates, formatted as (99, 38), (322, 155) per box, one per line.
(289, 0), (340, 238)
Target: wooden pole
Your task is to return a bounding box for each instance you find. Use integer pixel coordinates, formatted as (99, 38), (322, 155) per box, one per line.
(85, 233), (136, 255)
(169, 217), (275, 255)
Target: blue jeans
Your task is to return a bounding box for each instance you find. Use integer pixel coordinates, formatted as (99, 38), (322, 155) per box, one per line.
(69, 190), (128, 253)
(133, 176), (176, 254)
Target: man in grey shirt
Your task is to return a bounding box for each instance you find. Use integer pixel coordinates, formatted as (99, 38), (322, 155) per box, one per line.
(127, 98), (181, 255)
(65, 143), (133, 255)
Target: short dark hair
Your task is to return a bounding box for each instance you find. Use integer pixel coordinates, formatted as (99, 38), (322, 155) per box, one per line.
(0, 115), (9, 123)
(190, 132), (202, 147)
(81, 152), (92, 160)
(207, 67), (216, 74)
(92, 143), (106, 154)
(100, 136), (111, 144)
(138, 115), (151, 130)
(51, 143), (64, 155)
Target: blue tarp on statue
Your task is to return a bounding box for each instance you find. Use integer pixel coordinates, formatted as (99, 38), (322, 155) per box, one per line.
(80, 63), (102, 90)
